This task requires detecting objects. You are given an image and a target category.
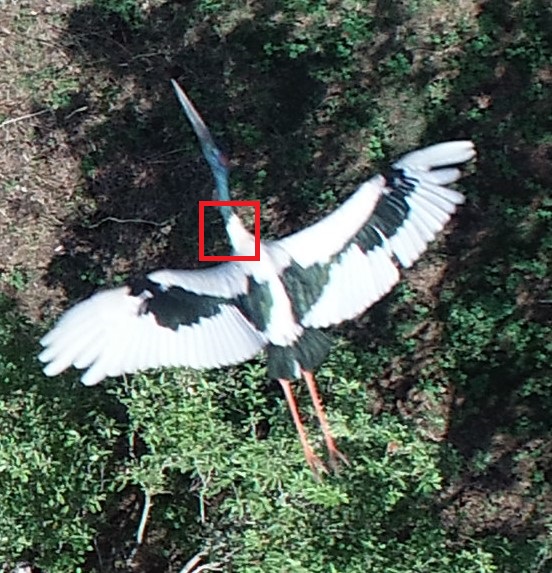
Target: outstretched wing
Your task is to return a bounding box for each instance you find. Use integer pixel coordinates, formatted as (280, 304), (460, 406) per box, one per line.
(39, 263), (268, 385)
(277, 141), (476, 328)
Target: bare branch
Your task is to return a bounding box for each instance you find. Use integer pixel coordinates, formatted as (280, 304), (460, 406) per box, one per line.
(0, 109), (50, 128)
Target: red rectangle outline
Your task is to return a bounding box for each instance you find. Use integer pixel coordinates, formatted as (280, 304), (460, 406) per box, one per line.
(198, 200), (261, 261)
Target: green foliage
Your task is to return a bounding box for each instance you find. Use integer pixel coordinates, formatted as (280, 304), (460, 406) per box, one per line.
(111, 353), (499, 572)
(22, 67), (80, 111)
(93, 0), (144, 28)
(0, 296), (119, 571)
(0, 267), (29, 291)
(260, 1), (374, 65)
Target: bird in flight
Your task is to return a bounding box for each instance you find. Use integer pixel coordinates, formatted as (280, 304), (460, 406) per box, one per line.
(39, 80), (475, 477)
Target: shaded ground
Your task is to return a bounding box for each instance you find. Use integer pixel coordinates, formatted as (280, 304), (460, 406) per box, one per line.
(0, 0), (550, 571)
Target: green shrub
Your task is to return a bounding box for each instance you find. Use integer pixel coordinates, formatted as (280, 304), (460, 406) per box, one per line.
(0, 296), (119, 571)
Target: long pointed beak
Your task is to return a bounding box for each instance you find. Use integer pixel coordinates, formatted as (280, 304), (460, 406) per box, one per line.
(171, 79), (231, 203)
(171, 79), (217, 150)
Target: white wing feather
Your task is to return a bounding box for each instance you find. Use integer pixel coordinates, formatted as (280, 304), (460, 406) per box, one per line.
(277, 178), (383, 268)
(39, 265), (267, 385)
(148, 262), (248, 298)
(279, 140), (475, 328)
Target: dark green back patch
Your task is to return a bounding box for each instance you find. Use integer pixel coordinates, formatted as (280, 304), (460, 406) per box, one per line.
(281, 260), (331, 320)
(267, 328), (332, 379)
(130, 278), (227, 330)
(236, 276), (273, 332)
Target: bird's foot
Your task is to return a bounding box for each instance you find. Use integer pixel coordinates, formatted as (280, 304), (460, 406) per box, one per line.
(327, 444), (350, 473)
(305, 449), (330, 481)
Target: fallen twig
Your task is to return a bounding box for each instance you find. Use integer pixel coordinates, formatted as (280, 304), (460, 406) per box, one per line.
(0, 109), (50, 128)
(85, 216), (171, 229)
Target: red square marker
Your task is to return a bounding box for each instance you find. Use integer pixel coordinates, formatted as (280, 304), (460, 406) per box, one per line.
(198, 200), (261, 261)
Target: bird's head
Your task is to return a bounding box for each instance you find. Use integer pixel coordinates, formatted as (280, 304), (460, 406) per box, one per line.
(171, 79), (230, 202)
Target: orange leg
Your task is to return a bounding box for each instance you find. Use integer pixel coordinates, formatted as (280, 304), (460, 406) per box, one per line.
(278, 379), (327, 479)
(302, 369), (349, 471)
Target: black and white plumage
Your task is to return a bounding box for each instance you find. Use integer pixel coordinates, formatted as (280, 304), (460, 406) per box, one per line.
(39, 80), (475, 475)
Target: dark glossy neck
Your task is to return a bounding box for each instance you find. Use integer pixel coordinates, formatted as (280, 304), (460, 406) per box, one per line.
(219, 204), (234, 223)
(213, 166), (234, 223)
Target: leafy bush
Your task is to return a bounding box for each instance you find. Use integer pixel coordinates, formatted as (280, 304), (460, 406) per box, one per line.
(0, 296), (119, 571)
(113, 351), (500, 573)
